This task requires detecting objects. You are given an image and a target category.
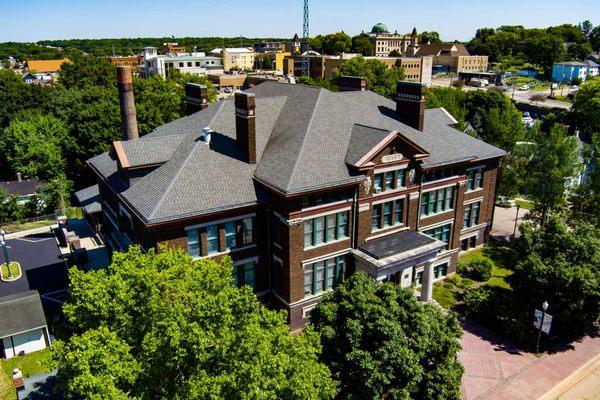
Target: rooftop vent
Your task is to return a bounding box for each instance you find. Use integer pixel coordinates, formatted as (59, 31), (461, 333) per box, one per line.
(202, 127), (212, 144)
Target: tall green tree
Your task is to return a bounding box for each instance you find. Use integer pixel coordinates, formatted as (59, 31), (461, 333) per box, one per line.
(525, 124), (579, 224)
(321, 32), (352, 55)
(133, 75), (182, 136)
(425, 87), (467, 127)
(55, 247), (338, 400)
(420, 31), (441, 44)
(511, 218), (600, 338)
(311, 273), (463, 400)
(0, 110), (70, 180)
(332, 55), (404, 99)
(58, 55), (117, 89)
(571, 79), (600, 142)
(350, 34), (375, 56)
(0, 69), (48, 128)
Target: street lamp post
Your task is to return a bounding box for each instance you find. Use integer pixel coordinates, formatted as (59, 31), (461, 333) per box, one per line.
(513, 204), (521, 237)
(535, 300), (549, 355)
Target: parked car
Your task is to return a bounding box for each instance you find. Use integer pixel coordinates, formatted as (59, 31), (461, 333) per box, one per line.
(519, 85), (529, 91)
(523, 111), (531, 118)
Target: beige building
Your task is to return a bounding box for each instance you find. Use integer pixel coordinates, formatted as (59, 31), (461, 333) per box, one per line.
(283, 53), (431, 85)
(368, 23), (419, 57)
(414, 43), (488, 73)
(211, 48), (256, 71)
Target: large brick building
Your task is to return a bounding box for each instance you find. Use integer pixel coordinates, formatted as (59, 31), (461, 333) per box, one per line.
(85, 69), (504, 331)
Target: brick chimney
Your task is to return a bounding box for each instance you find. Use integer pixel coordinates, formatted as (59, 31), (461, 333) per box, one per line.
(116, 66), (139, 140)
(235, 92), (256, 163)
(184, 83), (208, 115)
(395, 80), (426, 131)
(338, 76), (366, 92)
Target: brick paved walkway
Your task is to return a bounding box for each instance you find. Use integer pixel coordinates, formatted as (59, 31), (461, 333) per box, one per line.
(459, 319), (600, 400)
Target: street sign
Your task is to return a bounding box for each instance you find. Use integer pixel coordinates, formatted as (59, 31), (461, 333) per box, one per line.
(534, 309), (553, 334)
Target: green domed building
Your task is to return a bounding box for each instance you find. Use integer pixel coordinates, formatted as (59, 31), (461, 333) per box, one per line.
(370, 22), (389, 34)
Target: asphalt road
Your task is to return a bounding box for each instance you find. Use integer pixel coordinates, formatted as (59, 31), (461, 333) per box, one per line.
(430, 77), (574, 110)
(0, 232), (68, 298)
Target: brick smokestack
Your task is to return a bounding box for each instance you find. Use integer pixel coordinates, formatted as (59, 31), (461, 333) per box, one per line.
(395, 80), (426, 132)
(338, 76), (366, 92)
(117, 66), (139, 140)
(184, 83), (209, 115)
(235, 92), (256, 164)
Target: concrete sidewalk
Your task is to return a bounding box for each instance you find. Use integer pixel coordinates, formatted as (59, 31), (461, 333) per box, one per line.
(459, 319), (600, 400)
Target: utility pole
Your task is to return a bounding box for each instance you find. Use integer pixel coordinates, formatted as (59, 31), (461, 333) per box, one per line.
(301, 0), (310, 77)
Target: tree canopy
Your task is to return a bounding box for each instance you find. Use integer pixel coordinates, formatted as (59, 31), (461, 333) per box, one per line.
(511, 218), (600, 338)
(54, 247), (337, 400)
(311, 273), (463, 400)
(332, 55), (404, 98)
(571, 79), (600, 143)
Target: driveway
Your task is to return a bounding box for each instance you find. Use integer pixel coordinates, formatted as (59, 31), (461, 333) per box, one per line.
(492, 206), (529, 238)
(459, 319), (600, 400)
(0, 232), (68, 298)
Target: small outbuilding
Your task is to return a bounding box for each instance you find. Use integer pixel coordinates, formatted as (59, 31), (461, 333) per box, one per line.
(0, 291), (51, 359)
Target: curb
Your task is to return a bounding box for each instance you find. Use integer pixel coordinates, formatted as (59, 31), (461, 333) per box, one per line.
(4, 225), (56, 240)
(537, 351), (600, 400)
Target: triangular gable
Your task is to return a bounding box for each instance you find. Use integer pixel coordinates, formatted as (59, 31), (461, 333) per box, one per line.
(348, 126), (429, 169)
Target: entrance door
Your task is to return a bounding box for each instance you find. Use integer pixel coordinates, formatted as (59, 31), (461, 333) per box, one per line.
(400, 268), (413, 288)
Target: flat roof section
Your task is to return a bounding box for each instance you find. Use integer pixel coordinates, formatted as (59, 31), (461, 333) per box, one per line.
(359, 230), (440, 260)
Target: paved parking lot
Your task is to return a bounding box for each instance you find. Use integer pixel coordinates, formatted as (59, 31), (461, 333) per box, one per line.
(492, 206), (529, 238)
(0, 232), (68, 298)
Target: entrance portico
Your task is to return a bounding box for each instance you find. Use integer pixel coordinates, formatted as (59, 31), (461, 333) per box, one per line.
(353, 230), (446, 302)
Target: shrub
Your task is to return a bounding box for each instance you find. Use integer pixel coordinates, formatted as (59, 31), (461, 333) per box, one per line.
(458, 254), (494, 281)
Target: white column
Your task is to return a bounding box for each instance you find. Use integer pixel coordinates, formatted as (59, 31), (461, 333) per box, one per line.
(420, 261), (434, 302)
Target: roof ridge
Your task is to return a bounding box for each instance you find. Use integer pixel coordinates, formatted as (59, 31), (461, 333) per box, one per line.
(285, 88), (324, 192)
(148, 101), (226, 220)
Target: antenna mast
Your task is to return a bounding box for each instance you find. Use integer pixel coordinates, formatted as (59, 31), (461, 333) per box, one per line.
(301, 0), (310, 77)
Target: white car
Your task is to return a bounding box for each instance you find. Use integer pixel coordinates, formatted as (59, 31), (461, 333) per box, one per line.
(518, 85), (529, 91)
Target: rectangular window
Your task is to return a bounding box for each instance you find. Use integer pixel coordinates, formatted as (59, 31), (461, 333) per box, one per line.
(436, 189), (445, 211)
(224, 221), (236, 250)
(416, 270), (423, 285)
(463, 207), (472, 229)
(232, 265), (239, 286)
(273, 218), (282, 246)
(179, 62), (184, 67)
(240, 217), (254, 246)
(195, 61), (200, 66)
(423, 223), (452, 251)
(304, 212), (349, 247)
(372, 204), (382, 231)
(469, 236), (477, 248)
(422, 187), (454, 217)
(187, 229), (200, 257)
(273, 257), (283, 294)
(445, 187), (454, 210)
(421, 192), (428, 216)
(374, 173), (383, 193)
(314, 217), (325, 245)
(383, 202), (393, 228)
(304, 220), (313, 247)
(206, 225), (219, 254)
(467, 168), (484, 191)
(385, 171), (394, 191)
(394, 200), (404, 225)
(428, 190), (437, 214)
(187, 62), (192, 67)
(337, 212), (348, 238)
(471, 202), (480, 226)
(396, 170), (405, 188)
(243, 262), (255, 290)
(434, 263), (448, 278)
(304, 255), (345, 297)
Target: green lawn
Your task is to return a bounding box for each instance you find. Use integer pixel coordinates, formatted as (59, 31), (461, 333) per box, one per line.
(0, 219), (55, 234)
(0, 349), (53, 400)
(433, 243), (515, 309)
(515, 199), (534, 210)
(552, 95), (573, 103)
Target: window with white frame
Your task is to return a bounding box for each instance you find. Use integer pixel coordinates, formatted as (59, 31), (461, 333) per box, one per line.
(372, 198), (404, 232)
(303, 211), (349, 248)
(466, 168), (484, 191)
(303, 255), (345, 297)
(422, 223), (452, 251)
(463, 201), (481, 229)
(420, 187), (454, 217)
(186, 216), (255, 258)
(373, 169), (406, 194)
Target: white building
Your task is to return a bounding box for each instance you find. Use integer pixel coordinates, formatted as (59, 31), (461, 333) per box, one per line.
(142, 46), (224, 78)
(210, 48), (256, 71)
(0, 291), (50, 359)
(584, 59), (599, 77)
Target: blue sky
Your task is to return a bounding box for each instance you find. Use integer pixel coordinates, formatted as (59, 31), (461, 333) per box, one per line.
(0, 0), (598, 42)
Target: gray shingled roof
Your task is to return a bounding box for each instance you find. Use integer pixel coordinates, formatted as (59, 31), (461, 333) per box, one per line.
(0, 291), (47, 339)
(89, 81), (505, 223)
(120, 134), (184, 167)
(74, 184), (101, 214)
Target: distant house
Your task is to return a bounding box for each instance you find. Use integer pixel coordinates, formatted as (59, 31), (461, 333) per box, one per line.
(0, 291), (51, 359)
(517, 69), (539, 78)
(0, 176), (45, 204)
(583, 59), (599, 78)
(21, 72), (39, 85)
(26, 58), (70, 84)
(552, 61), (588, 83)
